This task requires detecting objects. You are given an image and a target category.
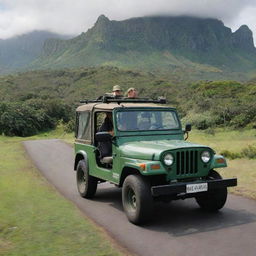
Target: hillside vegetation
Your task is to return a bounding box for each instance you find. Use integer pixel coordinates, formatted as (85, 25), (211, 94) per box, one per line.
(0, 66), (256, 136)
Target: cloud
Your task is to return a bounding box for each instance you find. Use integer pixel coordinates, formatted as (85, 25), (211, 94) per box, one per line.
(0, 0), (256, 43)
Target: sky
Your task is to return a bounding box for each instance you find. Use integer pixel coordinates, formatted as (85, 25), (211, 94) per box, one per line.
(0, 0), (256, 43)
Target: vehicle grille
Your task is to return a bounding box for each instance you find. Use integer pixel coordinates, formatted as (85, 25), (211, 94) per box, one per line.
(176, 150), (198, 175)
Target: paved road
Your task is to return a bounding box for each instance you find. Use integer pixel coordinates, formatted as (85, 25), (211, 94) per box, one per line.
(23, 139), (256, 256)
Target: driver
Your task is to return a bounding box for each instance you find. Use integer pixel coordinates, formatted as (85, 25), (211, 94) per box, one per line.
(98, 112), (114, 158)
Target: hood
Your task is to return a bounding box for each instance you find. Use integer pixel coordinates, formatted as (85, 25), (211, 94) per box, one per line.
(119, 140), (210, 160)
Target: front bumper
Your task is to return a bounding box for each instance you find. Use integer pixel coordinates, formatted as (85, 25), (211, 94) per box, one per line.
(151, 178), (237, 197)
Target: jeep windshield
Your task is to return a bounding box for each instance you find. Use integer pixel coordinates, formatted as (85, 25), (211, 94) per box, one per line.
(116, 110), (180, 131)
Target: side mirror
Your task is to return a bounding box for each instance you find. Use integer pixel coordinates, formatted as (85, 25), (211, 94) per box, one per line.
(183, 124), (191, 141)
(95, 132), (112, 142)
(185, 124), (192, 132)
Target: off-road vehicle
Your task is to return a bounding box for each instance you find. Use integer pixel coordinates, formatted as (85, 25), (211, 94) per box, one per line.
(74, 97), (237, 224)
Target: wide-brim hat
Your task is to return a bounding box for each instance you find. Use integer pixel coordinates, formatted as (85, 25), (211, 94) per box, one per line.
(112, 85), (122, 91)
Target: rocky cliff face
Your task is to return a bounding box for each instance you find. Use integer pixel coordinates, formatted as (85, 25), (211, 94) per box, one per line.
(38, 15), (256, 71)
(232, 25), (255, 51)
(90, 15), (256, 54)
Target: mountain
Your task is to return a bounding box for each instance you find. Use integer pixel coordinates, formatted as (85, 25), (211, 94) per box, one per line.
(0, 31), (71, 74)
(33, 15), (256, 74)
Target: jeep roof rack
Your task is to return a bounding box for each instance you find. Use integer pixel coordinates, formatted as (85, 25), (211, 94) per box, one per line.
(80, 96), (167, 105)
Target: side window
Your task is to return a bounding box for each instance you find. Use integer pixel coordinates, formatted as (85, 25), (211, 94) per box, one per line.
(77, 111), (91, 140)
(96, 112), (107, 132)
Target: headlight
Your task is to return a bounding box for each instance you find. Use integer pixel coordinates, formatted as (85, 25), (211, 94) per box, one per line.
(201, 151), (211, 163)
(164, 153), (174, 166)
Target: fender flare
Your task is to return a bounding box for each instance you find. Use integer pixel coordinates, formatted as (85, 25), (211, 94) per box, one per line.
(74, 150), (88, 171)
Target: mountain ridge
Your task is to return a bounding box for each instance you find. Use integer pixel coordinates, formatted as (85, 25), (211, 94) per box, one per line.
(33, 15), (256, 74)
(0, 15), (255, 78)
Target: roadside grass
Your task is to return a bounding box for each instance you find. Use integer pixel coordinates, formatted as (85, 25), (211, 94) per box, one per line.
(219, 159), (256, 199)
(188, 128), (256, 200)
(0, 136), (125, 256)
(29, 124), (75, 144)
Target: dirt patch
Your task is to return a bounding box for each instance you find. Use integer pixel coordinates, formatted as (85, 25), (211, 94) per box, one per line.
(0, 238), (13, 254)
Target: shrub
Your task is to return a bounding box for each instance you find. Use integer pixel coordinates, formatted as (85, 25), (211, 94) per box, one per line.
(0, 100), (73, 137)
(64, 119), (75, 133)
(220, 150), (241, 160)
(204, 128), (215, 136)
(241, 145), (256, 159)
(220, 145), (256, 160)
(182, 112), (218, 130)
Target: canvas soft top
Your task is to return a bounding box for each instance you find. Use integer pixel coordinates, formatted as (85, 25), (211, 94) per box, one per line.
(76, 102), (171, 112)
(76, 97), (169, 112)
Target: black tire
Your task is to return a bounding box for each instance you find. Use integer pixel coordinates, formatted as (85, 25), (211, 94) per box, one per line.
(196, 170), (227, 212)
(76, 159), (97, 199)
(122, 175), (153, 225)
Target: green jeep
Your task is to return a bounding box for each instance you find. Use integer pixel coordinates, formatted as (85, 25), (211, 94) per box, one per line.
(74, 97), (237, 224)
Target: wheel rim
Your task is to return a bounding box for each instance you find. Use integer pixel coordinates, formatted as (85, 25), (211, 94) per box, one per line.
(78, 168), (87, 193)
(127, 187), (137, 210)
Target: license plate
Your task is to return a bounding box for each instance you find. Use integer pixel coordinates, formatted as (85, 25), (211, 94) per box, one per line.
(186, 183), (208, 194)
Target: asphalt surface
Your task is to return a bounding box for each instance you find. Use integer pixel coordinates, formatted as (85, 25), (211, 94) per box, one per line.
(23, 139), (256, 256)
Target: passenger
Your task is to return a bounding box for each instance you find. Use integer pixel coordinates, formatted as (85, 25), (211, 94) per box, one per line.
(97, 85), (123, 100)
(126, 87), (138, 98)
(112, 85), (123, 97)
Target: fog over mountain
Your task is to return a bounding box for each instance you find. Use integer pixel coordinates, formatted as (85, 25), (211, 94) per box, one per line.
(0, 30), (70, 73)
(0, 0), (255, 44)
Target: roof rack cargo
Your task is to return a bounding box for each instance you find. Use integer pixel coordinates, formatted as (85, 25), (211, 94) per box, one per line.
(80, 96), (167, 105)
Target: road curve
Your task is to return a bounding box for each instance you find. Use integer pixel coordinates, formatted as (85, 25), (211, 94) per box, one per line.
(23, 139), (256, 256)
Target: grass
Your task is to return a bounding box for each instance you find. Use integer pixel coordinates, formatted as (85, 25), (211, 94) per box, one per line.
(32, 125), (75, 144)
(220, 159), (256, 199)
(0, 134), (125, 256)
(188, 128), (256, 200)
